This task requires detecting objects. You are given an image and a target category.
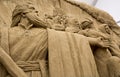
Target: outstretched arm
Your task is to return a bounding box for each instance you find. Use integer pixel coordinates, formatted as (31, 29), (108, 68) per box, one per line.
(87, 37), (110, 48)
(25, 12), (50, 28)
(0, 47), (28, 77)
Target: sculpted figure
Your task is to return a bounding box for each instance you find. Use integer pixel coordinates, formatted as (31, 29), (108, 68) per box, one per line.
(0, 3), (102, 77)
(78, 19), (120, 77)
(1, 0), (120, 77)
(78, 19), (120, 56)
(0, 3), (49, 77)
(98, 24), (120, 77)
(65, 17), (120, 77)
(65, 17), (110, 48)
(98, 24), (120, 57)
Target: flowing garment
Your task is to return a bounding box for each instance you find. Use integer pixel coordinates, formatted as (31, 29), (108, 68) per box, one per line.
(0, 27), (99, 77)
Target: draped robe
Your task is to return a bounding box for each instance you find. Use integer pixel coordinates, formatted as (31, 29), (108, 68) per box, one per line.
(0, 26), (48, 77)
(0, 26), (99, 77)
(48, 29), (99, 77)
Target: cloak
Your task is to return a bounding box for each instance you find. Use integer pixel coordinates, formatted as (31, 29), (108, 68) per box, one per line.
(48, 29), (99, 77)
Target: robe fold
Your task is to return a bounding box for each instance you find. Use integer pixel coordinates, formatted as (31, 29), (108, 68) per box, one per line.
(0, 27), (48, 77)
(0, 27), (99, 77)
(48, 29), (99, 77)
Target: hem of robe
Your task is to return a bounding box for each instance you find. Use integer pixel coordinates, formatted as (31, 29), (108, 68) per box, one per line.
(47, 29), (99, 77)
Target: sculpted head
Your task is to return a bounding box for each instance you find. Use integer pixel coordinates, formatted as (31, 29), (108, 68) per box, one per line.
(80, 18), (93, 30)
(65, 17), (80, 33)
(99, 24), (111, 34)
(11, 3), (39, 27)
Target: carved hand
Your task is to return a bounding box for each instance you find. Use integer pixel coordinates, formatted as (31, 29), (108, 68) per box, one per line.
(87, 37), (111, 48)
(96, 37), (111, 48)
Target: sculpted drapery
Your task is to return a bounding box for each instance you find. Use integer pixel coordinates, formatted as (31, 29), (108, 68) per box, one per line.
(0, 0), (120, 77)
(0, 2), (100, 77)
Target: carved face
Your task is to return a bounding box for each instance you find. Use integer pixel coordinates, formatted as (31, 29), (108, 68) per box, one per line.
(11, 4), (39, 27)
(14, 4), (48, 28)
(65, 18), (80, 33)
(81, 21), (93, 29)
(22, 5), (39, 17)
(67, 18), (79, 27)
(98, 24), (111, 34)
(104, 25), (111, 34)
